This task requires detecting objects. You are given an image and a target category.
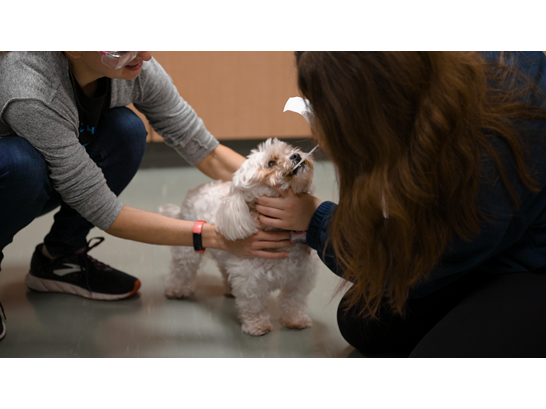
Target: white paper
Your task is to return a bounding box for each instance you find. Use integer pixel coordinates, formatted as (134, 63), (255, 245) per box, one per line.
(283, 97), (313, 125)
(285, 97), (316, 172)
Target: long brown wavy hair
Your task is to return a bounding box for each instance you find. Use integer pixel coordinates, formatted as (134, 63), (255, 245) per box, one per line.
(295, 51), (544, 318)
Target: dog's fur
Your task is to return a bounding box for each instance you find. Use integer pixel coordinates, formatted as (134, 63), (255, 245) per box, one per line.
(159, 138), (319, 336)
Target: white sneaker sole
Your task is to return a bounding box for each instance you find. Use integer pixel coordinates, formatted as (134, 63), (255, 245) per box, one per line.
(24, 274), (140, 301)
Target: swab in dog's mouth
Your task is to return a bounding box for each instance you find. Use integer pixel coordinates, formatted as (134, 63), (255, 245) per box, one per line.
(292, 145), (318, 174)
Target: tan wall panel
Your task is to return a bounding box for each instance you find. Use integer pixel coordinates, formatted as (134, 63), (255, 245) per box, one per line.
(130, 51), (311, 142)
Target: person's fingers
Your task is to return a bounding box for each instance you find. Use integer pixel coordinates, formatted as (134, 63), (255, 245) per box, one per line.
(249, 250), (290, 259)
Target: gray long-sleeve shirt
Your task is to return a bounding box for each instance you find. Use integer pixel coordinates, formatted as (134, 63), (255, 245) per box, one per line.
(0, 52), (219, 230)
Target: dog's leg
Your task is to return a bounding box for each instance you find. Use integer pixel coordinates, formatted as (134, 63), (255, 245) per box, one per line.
(229, 273), (273, 336)
(278, 284), (313, 330)
(164, 246), (202, 299)
(278, 261), (318, 330)
(233, 293), (273, 336)
(218, 267), (234, 298)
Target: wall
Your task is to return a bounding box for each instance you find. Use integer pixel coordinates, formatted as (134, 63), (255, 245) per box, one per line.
(129, 51), (311, 142)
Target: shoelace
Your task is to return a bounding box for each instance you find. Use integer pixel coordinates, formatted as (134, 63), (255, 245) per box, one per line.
(74, 238), (113, 285)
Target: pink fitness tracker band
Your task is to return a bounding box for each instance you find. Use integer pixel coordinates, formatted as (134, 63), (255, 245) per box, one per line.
(193, 220), (207, 253)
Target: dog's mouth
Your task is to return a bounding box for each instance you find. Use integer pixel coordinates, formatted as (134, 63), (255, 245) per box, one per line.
(292, 164), (304, 175)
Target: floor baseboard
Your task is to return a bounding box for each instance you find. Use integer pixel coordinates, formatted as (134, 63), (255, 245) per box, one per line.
(140, 138), (325, 168)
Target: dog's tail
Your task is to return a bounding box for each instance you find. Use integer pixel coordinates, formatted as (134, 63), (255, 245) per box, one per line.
(159, 204), (182, 219)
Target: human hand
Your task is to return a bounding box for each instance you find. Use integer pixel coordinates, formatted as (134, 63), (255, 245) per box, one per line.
(255, 186), (323, 231)
(219, 228), (292, 259)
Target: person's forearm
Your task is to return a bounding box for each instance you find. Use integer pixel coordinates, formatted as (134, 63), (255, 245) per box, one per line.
(196, 144), (246, 181)
(105, 205), (292, 259)
(105, 205), (224, 250)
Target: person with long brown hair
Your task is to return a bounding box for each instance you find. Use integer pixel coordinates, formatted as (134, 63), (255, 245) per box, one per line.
(256, 51), (546, 357)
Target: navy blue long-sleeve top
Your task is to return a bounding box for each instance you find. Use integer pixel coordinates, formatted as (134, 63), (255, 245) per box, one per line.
(306, 51), (546, 299)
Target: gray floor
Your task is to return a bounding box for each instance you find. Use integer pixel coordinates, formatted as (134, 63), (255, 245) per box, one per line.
(0, 158), (365, 358)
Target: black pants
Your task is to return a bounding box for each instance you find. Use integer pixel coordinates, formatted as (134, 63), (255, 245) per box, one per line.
(337, 268), (546, 357)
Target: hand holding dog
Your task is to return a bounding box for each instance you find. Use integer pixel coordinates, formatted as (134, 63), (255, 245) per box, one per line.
(218, 226), (292, 259)
(255, 185), (323, 232)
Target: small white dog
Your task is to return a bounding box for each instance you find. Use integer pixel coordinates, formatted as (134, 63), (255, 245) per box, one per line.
(159, 138), (319, 336)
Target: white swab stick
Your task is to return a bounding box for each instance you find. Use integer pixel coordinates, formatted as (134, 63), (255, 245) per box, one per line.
(293, 145), (319, 171)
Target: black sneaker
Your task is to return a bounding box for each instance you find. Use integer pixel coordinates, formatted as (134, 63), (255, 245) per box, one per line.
(0, 301), (6, 342)
(25, 237), (141, 301)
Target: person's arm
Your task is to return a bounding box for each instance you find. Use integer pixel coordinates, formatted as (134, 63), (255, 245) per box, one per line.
(4, 100), (122, 229)
(195, 144), (246, 182)
(105, 205), (292, 259)
(113, 145), (283, 257)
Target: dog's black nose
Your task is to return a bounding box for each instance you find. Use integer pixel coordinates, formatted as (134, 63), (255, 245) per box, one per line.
(290, 153), (302, 163)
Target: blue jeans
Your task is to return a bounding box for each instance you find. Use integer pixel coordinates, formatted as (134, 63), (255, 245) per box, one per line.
(0, 107), (148, 270)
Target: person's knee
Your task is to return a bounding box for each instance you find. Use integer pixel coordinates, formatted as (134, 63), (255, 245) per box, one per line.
(0, 138), (51, 201)
(107, 107), (147, 145)
(0, 139), (53, 251)
(336, 297), (415, 356)
(102, 107), (148, 167)
(336, 299), (381, 354)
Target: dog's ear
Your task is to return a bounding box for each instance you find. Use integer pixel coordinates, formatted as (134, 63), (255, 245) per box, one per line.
(214, 158), (263, 241)
(214, 189), (258, 241)
(230, 153), (264, 191)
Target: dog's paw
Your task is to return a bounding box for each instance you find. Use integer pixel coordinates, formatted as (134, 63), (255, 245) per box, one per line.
(164, 275), (196, 299)
(280, 313), (313, 330)
(241, 321), (273, 337)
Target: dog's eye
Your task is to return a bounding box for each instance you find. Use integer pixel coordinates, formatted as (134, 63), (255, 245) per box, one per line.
(267, 160), (276, 168)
